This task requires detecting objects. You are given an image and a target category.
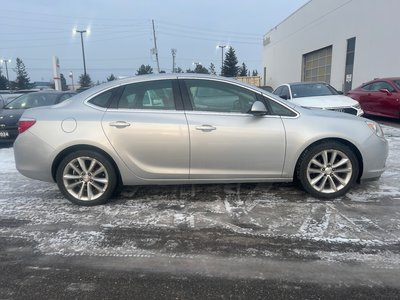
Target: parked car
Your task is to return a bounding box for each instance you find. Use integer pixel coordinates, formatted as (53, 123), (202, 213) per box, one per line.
(0, 93), (23, 107)
(0, 91), (76, 143)
(14, 74), (388, 206)
(346, 77), (400, 119)
(273, 82), (363, 116)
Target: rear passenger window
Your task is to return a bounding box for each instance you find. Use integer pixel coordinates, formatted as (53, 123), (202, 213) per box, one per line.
(117, 80), (175, 110)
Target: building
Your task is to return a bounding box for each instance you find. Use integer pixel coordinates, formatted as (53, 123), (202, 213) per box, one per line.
(261, 0), (399, 92)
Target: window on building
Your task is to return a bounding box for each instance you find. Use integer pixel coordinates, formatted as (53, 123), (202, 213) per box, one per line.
(302, 46), (332, 83)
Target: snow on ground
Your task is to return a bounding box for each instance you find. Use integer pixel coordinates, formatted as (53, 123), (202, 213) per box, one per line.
(0, 125), (400, 271)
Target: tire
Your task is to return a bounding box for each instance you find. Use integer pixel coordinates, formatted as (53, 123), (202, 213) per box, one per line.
(297, 142), (359, 199)
(56, 150), (117, 206)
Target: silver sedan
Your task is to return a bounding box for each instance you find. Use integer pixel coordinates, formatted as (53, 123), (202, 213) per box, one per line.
(14, 74), (388, 205)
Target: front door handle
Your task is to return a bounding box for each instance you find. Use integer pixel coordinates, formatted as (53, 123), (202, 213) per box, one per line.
(195, 125), (216, 132)
(109, 121), (131, 128)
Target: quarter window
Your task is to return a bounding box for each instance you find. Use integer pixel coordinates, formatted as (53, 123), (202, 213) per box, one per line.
(88, 89), (116, 108)
(118, 80), (175, 110)
(266, 97), (297, 117)
(184, 79), (257, 113)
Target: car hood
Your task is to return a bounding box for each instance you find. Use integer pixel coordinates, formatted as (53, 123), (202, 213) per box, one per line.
(0, 108), (25, 126)
(291, 95), (359, 108)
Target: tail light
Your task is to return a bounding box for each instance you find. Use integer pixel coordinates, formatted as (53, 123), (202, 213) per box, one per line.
(18, 119), (36, 134)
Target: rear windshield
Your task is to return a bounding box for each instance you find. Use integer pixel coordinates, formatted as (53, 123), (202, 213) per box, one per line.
(5, 93), (59, 109)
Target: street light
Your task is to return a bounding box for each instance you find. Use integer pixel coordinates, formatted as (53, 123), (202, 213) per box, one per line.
(0, 58), (11, 89)
(69, 71), (74, 91)
(74, 29), (88, 75)
(217, 45), (226, 75)
(171, 49), (177, 73)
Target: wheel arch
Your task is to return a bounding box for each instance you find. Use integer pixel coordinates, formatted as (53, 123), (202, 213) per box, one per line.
(51, 144), (123, 185)
(294, 138), (364, 183)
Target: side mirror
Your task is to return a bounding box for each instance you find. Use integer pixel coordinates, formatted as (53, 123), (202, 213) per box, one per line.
(337, 90), (344, 95)
(250, 101), (268, 116)
(280, 95), (288, 100)
(379, 89), (392, 96)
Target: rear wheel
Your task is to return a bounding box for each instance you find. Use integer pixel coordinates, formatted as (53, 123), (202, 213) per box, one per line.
(297, 142), (359, 199)
(56, 150), (117, 206)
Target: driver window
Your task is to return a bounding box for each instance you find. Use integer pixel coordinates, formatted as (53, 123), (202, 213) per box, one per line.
(184, 79), (257, 113)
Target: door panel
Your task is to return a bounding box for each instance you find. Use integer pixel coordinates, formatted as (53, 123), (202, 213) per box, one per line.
(101, 79), (189, 180)
(102, 110), (189, 179)
(186, 112), (286, 179)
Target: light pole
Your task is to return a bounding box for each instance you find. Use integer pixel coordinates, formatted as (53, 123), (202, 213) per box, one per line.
(0, 58), (11, 89)
(171, 49), (177, 73)
(75, 29), (88, 75)
(218, 45), (226, 75)
(69, 71), (74, 91)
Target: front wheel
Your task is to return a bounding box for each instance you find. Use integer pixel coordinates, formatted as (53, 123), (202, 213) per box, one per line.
(56, 150), (117, 206)
(297, 142), (359, 199)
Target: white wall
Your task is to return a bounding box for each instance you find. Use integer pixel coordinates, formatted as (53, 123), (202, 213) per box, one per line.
(262, 0), (400, 91)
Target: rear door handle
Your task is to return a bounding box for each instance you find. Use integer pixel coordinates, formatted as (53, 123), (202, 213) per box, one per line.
(195, 125), (216, 132)
(109, 121), (131, 128)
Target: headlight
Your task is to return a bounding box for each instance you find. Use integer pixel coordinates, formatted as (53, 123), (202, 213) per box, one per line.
(366, 121), (384, 138)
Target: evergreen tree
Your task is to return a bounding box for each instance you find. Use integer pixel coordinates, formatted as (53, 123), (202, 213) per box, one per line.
(60, 73), (68, 91)
(0, 69), (7, 89)
(239, 63), (248, 77)
(136, 65), (153, 75)
(175, 67), (183, 73)
(14, 58), (32, 90)
(222, 47), (239, 77)
(194, 64), (209, 74)
(252, 69), (259, 76)
(107, 74), (116, 81)
(79, 73), (92, 88)
(209, 63), (216, 75)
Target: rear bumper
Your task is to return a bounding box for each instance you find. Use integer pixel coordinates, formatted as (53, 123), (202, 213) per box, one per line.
(14, 131), (55, 183)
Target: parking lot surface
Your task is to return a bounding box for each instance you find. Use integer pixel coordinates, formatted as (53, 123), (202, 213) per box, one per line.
(1, 125), (400, 299)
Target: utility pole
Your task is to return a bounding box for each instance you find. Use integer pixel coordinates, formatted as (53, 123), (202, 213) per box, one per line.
(0, 59), (11, 89)
(218, 45), (226, 75)
(171, 49), (177, 73)
(152, 20), (160, 73)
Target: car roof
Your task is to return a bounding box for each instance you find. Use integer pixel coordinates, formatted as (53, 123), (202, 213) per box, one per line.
(369, 77), (400, 81)
(287, 82), (329, 86)
(76, 73), (267, 98)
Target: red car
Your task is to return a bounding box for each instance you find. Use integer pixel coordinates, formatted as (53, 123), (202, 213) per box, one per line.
(346, 77), (400, 119)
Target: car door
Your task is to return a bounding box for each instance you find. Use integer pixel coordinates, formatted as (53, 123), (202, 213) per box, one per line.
(101, 79), (189, 180)
(362, 81), (398, 117)
(181, 79), (286, 179)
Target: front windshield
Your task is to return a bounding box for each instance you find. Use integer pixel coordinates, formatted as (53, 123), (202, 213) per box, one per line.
(4, 93), (59, 109)
(291, 83), (339, 98)
(393, 80), (400, 90)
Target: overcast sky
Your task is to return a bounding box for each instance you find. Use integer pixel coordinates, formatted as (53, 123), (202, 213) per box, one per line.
(1, 0), (308, 83)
